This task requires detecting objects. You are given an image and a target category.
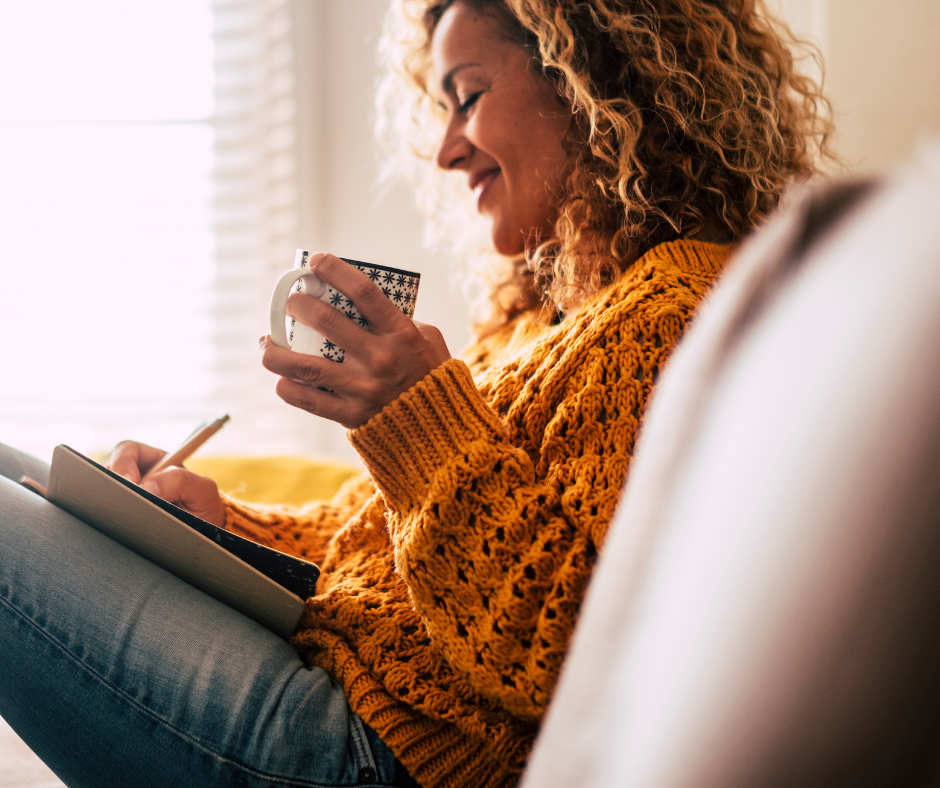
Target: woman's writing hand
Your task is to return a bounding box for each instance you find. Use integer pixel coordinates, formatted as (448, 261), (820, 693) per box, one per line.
(107, 441), (226, 527)
(260, 253), (452, 429)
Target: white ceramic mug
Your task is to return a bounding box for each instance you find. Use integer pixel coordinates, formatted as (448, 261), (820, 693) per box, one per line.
(269, 250), (421, 362)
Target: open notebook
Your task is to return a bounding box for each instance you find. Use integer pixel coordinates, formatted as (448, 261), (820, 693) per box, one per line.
(44, 445), (320, 638)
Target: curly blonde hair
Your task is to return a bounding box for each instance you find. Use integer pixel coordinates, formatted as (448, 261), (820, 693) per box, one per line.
(377, 0), (834, 327)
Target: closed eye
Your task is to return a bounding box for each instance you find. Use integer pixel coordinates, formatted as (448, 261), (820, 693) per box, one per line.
(458, 92), (482, 113)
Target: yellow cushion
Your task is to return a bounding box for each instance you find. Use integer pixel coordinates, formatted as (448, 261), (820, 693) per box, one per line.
(186, 455), (359, 507)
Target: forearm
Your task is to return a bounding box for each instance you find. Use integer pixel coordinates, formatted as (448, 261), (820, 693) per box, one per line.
(351, 359), (623, 719)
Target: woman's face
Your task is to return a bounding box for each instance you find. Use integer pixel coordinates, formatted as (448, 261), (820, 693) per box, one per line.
(430, 2), (573, 256)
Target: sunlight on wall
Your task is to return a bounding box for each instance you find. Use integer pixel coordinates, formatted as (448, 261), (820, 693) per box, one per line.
(0, 0), (216, 461)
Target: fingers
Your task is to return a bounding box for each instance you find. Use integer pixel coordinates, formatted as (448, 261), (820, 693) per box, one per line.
(260, 252), (453, 428)
(274, 378), (369, 430)
(287, 254), (422, 367)
(260, 318), (453, 428)
(308, 253), (404, 329)
(108, 441), (225, 526)
(260, 337), (359, 391)
(269, 330), (452, 429)
(107, 441), (166, 484)
(286, 289), (370, 358)
(141, 467), (225, 527)
(266, 345), (400, 428)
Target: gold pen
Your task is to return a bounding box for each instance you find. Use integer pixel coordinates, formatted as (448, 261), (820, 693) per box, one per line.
(141, 414), (230, 483)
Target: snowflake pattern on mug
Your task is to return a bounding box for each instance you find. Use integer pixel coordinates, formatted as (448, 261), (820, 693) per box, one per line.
(287, 253), (420, 364)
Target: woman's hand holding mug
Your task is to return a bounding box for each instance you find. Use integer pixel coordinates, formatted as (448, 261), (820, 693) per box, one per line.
(107, 441), (226, 527)
(262, 252), (451, 429)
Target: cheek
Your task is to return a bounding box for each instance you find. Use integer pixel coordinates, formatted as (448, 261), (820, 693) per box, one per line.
(469, 110), (514, 166)
(497, 113), (569, 198)
(517, 139), (568, 219)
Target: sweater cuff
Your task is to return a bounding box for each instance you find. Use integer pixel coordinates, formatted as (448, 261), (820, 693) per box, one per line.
(222, 495), (248, 531)
(221, 494), (277, 548)
(348, 358), (507, 512)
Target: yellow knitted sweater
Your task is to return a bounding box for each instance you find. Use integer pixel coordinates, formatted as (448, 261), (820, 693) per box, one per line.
(224, 239), (728, 787)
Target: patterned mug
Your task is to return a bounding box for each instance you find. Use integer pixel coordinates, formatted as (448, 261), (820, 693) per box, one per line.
(269, 249), (421, 362)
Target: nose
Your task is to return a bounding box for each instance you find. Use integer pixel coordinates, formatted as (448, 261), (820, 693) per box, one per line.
(435, 114), (473, 171)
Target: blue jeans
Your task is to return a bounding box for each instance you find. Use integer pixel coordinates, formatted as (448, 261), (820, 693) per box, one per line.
(0, 444), (417, 788)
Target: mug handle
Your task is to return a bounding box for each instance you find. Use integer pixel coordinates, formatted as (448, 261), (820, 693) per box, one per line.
(269, 269), (329, 349)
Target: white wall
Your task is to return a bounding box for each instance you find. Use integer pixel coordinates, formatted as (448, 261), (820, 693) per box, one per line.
(773, 0), (940, 172)
(826, 0), (940, 173)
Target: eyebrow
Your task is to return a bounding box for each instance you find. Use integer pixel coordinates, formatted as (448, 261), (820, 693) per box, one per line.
(440, 62), (482, 95)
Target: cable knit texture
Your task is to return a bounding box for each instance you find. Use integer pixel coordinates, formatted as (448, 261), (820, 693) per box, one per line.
(224, 240), (729, 787)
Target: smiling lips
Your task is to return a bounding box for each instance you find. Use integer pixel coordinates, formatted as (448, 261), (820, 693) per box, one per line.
(469, 167), (500, 209)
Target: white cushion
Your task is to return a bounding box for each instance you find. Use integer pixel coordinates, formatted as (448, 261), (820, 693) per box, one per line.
(524, 143), (940, 788)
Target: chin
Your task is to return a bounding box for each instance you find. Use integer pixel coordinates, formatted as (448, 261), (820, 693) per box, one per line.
(490, 223), (526, 257)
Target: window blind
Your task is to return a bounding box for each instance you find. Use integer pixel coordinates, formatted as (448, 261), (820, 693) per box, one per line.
(0, 0), (218, 460)
(208, 0), (322, 457)
(0, 0), (333, 461)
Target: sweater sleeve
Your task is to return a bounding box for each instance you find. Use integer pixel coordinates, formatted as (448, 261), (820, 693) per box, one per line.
(222, 472), (375, 567)
(347, 273), (701, 720)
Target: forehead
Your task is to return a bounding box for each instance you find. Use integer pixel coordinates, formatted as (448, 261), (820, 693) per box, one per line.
(429, 3), (515, 93)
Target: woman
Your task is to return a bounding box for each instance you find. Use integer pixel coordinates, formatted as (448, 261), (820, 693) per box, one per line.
(0, 1), (830, 786)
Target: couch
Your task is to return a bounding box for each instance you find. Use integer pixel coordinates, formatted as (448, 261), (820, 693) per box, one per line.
(523, 143), (940, 787)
